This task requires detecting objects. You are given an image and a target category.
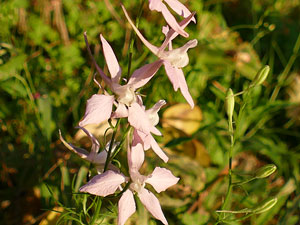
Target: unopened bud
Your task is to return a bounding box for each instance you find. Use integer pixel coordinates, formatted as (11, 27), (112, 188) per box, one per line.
(253, 197), (277, 214)
(254, 164), (277, 179)
(251, 65), (270, 86)
(225, 88), (235, 119)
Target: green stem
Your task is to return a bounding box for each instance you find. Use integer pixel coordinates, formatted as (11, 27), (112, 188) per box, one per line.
(126, 0), (146, 80)
(110, 125), (131, 160)
(104, 118), (121, 172)
(218, 107), (235, 222)
(90, 196), (102, 225)
(270, 32), (300, 101)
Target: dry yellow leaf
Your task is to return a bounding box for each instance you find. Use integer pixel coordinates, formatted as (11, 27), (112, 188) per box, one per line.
(162, 103), (202, 135)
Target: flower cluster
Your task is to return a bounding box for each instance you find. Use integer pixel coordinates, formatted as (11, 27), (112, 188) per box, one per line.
(60, 1), (197, 224)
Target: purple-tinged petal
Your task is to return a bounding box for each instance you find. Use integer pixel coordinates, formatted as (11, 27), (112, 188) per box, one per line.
(146, 100), (166, 126)
(79, 170), (126, 197)
(59, 130), (89, 159)
(163, 61), (180, 91)
(128, 138), (145, 172)
(163, 61), (194, 108)
(164, 0), (196, 22)
(146, 167), (179, 193)
(75, 126), (99, 153)
(149, 0), (164, 11)
(150, 126), (162, 136)
(160, 39), (198, 68)
(122, 5), (160, 55)
(176, 68), (194, 108)
(128, 102), (151, 134)
(160, 12), (196, 51)
(100, 34), (122, 83)
(128, 60), (163, 89)
(84, 32), (112, 87)
(79, 94), (114, 127)
(150, 136), (169, 163)
(138, 188), (168, 225)
(160, 3), (188, 38)
(112, 103), (129, 118)
(134, 129), (151, 150)
(118, 190), (136, 225)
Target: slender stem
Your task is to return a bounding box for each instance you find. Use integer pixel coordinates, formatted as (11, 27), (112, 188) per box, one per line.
(104, 118), (121, 172)
(110, 125), (131, 160)
(270, 32), (300, 101)
(218, 106), (235, 222)
(90, 196), (102, 225)
(126, 0), (146, 80)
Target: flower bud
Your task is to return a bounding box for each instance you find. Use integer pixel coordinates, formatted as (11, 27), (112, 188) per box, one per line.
(251, 65), (270, 86)
(254, 164), (277, 179)
(225, 88), (235, 119)
(253, 197), (277, 214)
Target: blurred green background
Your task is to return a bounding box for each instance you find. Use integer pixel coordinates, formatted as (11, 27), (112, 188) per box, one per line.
(0, 0), (299, 224)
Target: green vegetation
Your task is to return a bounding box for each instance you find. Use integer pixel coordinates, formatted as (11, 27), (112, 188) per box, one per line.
(0, 0), (299, 224)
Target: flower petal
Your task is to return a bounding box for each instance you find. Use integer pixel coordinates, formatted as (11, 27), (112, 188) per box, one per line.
(79, 94), (114, 127)
(149, 0), (164, 11)
(100, 34), (122, 83)
(112, 103), (129, 118)
(59, 130), (89, 159)
(164, 0), (196, 22)
(75, 126), (99, 153)
(128, 60), (163, 89)
(150, 136), (169, 163)
(163, 62), (194, 108)
(146, 167), (179, 193)
(84, 32), (112, 87)
(160, 3), (188, 37)
(160, 12), (196, 51)
(138, 188), (168, 225)
(122, 5), (159, 55)
(79, 170), (126, 197)
(128, 136), (145, 172)
(128, 102), (151, 134)
(146, 100), (166, 126)
(176, 67), (194, 108)
(134, 129), (151, 150)
(118, 190), (136, 225)
(163, 61), (180, 91)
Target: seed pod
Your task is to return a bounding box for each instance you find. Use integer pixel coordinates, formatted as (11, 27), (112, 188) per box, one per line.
(254, 164), (277, 179)
(251, 65), (270, 86)
(225, 88), (235, 119)
(253, 197), (277, 214)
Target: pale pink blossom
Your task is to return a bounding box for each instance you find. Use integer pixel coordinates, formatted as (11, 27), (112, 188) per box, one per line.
(79, 141), (179, 225)
(122, 5), (197, 108)
(59, 127), (117, 173)
(148, 0), (195, 37)
(79, 33), (163, 129)
(133, 100), (169, 162)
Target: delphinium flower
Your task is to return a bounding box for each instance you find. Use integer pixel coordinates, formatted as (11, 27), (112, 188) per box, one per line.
(80, 34), (170, 161)
(79, 137), (179, 225)
(148, 0), (196, 37)
(133, 100), (169, 162)
(79, 33), (163, 128)
(122, 5), (197, 108)
(59, 127), (117, 173)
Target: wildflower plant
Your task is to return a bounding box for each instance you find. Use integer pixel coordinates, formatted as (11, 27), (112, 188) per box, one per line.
(58, 1), (279, 224)
(59, 1), (197, 224)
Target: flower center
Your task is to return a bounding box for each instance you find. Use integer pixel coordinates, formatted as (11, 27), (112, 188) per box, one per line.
(117, 87), (136, 106)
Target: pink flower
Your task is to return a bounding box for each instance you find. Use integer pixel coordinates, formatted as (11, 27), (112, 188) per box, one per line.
(79, 140), (179, 225)
(148, 0), (196, 37)
(59, 127), (117, 173)
(133, 100), (169, 162)
(79, 33), (163, 129)
(122, 5), (197, 108)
